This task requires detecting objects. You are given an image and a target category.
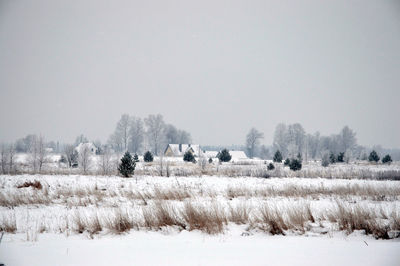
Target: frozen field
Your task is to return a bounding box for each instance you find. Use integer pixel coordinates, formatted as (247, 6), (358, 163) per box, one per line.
(1, 174), (400, 265)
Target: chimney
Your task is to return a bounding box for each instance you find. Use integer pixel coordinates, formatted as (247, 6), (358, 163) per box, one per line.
(179, 144), (182, 152)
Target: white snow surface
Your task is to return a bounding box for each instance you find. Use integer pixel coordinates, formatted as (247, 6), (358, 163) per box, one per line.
(0, 174), (400, 265)
(1, 230), (399, 266)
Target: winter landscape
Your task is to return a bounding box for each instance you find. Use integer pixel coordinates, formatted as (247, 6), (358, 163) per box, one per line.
(1, 1), (400, 266)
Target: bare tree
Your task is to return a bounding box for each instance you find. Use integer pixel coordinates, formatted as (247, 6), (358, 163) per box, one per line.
(117, 114), (131, 151)
(198, 155), (208, 173)
(246, 128), (264, 158)
(8, 143), (15, 174)
(286, 123), (306, 157)
(37, 135), (48, 173)
(158, 155), (164, 176)
(98, 147), (113, 175)
(177, 130), (192, 144)
(28, 135), (39, 173)
(79, 145), (92, 174)
(108, 132), (123, 152)
(108, 114), (131, 152)
(128, 117), (145, 154)
(306, 132), (320, 159)
(164, 124), (192, 147)
(144, 114), (165, 155)
(165, 124), (179, 144)
(273, 123), (288, 157)
(1, 144), (9, 174)
(74, 134), (88, 146)
(63, 144), (77, 167)
(259, 145), (270, 159)
(339, 126), (357, 153)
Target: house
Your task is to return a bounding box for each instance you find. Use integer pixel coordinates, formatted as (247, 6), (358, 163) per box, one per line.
(204, 151), (219, 159)
(229, 150), (248, 160)
(75, 142), (97, 155)
(164, 144), (204, 157)
(204, 150), (248, 160)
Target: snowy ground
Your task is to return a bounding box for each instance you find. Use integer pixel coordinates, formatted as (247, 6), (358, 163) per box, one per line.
(2, 230), (400, 266)
(1, 174), (400, 265)
(11, 153), (400, 180)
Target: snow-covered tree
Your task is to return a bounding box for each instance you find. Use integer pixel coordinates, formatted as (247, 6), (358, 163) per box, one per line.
(128, 117), (145, 154)
(245, 128), (264, 158)
(144, 114), (165, 155)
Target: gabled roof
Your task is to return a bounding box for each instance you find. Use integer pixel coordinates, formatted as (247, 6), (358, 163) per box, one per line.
(75, 142), (97, 154)
(165, 144), (203, 156)
(229, 150), (248, 159)
(204, 151), (218, 158)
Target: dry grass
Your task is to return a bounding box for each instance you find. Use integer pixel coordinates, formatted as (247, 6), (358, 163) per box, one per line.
(181, 202), (227, 234)
(1, 200), (399, 239)
(226, 183), (400, 201)
(2, 173), (399, 209)
(0, 190), (51, 207)
(255, 203), (288, 235)
(153, 186), (191, 201)
(103, 208), (136, 234)
(228, 203), (251, 224)
(142, 202), (185, 230)
(287, 204), (315, 232)
(0, 213), (17, 233)
(17, 180), (42, 190)
(335, 202), (392, 239)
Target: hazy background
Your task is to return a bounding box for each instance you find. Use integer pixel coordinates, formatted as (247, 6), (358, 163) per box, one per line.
(0, 0), (399, 147)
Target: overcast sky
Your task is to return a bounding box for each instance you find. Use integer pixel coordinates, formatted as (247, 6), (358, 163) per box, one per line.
(0, 0), (399, 148)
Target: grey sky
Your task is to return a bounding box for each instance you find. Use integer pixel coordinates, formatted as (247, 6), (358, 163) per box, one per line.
(0, 0), (399, 148)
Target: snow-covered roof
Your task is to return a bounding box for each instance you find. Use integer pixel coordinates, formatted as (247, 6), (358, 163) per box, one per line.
(165, 144), (203, 157)
(203, 150), (248, 159)
(204, 151), (219, 158)
(229, 150), (248, 159)
(75, 142), (97, 154)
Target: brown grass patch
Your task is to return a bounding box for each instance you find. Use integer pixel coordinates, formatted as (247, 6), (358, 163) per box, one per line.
(181, 202), (227, 234)
(228, 203), (251, 224)
(0, 213), (17, 233)
(103, 209), (135, 234)
(17, 180), (42, 190)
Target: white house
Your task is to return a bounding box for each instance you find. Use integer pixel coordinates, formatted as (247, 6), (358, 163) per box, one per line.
(203, 150), (248, 160)
(229, 150), (248, 160)
(204, 151), (219, 159)
(164, 144), (204, 157)
(75, 142), (97, 155)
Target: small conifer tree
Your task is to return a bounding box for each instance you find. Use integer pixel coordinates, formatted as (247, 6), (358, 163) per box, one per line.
(118, 151), (136, 177)
(143, 151), (154, 162)
(337, 152), (345, 163)
(321, 153), (330, 167)
(289, 158), (302, 171)
(183, 151), (196, 163)
(208, 157), (213, 164)
(273, 150), (283, 163)
(368, 150), (380, 162)
(217, 149), (232, 162)
(267, 163), (275, 170)
(382, 154), (392, 164)
(329, 152), (336, 164)
(133, 153), (139, 162)
(284, 158), (290, 166)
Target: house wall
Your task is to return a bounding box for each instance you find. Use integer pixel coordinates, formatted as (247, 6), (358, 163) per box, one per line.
(164, 146), (175, 157)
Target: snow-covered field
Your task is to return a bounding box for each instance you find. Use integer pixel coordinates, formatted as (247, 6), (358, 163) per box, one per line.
(1, 174), (400, 265)
(11, 153), (400, 181)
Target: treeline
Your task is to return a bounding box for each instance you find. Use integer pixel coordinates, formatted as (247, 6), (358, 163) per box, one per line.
(1, 117), (400, 166)
(245, 123), (400, 161)
(107, 114), (191, 155)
